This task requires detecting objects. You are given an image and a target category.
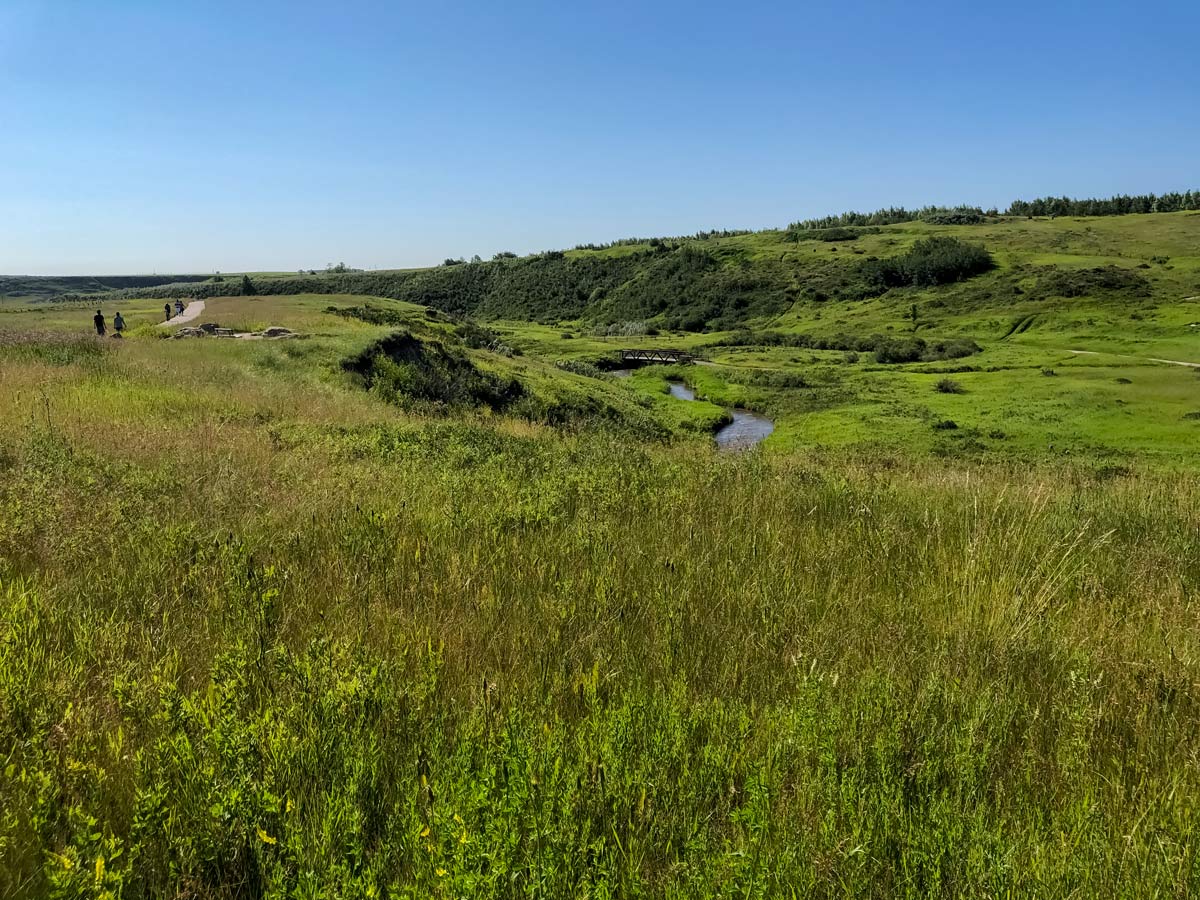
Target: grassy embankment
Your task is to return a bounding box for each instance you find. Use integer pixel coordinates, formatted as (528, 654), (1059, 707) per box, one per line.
(496, 213), (1200, 462)
(2, 297), (1200, 896)
(48, 213), (1200, 463)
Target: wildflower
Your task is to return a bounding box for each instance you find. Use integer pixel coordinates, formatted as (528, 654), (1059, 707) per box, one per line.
(95, 856), (105, 884)
(256, 827), (277, 845)
(435, 868), (447, 877)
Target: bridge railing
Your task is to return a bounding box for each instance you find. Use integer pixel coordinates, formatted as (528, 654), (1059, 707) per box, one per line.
(618, 349), (694, 363)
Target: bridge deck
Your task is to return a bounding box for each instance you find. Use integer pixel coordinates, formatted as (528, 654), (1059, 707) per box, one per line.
(619, 349), (694, 364)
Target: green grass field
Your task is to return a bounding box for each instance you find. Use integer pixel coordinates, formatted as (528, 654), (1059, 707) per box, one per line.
(3, 212), (1200, 896)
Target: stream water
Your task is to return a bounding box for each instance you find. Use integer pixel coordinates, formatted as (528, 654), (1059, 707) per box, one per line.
(610, 371), (774, 449)
(668, 381), (774, 451)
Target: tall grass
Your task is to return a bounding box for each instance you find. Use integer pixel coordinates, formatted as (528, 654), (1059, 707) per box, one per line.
(1, 340), (1199, 897)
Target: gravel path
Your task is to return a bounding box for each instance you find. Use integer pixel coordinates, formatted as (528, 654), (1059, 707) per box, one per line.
(157, 300), (206, 328)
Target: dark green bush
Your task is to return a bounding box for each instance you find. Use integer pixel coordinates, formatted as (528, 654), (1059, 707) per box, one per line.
(342, 332), (524, 412)
(861, 237), (995, 290)
(1033, 266), (1150, 299)
(920, 207), (986, 225)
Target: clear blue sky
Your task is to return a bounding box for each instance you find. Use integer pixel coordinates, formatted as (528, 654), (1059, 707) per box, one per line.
(2, 0), (1197, 274)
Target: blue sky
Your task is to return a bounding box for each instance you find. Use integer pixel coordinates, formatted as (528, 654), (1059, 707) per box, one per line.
(2, 0), (1197, 274)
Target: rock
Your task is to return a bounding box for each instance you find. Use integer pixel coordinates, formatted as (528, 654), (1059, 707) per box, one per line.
(263, 326), (294, 338)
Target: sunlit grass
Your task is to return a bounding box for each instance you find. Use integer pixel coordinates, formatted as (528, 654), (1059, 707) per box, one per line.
(2, 320), (1200, 896)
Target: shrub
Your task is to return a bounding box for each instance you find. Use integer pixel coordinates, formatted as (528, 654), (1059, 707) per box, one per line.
(715, 331), (981, 364)
(342, 332), (524, 411)
(932, 419), (959, 430)
(1034, 266), (1150, 299)
(935, 378), (966, 394)
(919, 207), (986, 225)
(861, 237), (994, 290)
(554, 358), (604, 378)
(782, 226), (879, 243)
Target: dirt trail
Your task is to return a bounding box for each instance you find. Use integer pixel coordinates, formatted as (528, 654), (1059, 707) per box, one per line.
(1066, 349), (1200, 369)
(157, 300), (206, 328)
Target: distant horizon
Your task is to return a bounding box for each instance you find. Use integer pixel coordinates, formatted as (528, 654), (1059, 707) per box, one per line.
(3, 0), (1197, 275)
(4, 186), (1197, 278)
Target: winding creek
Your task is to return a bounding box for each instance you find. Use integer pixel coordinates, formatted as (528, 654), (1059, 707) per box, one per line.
(611, 369), (775, 449)
(667, 381), (774, 451)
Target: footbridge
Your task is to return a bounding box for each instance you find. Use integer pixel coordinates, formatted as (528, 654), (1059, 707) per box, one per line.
(619, 349), (694, 364)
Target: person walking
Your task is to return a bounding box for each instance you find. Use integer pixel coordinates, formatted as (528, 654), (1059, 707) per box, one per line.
(164, 303), (172, 321)
(93, 310), (106, 336)
(113, 311), (125, 334)
(175, 299), (185, 317)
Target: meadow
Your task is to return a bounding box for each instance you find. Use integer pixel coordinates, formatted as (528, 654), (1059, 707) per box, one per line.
(2, 211), (1200, 897)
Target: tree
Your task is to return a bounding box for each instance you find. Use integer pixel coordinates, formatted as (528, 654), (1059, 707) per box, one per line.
(241, 274), (256, 295)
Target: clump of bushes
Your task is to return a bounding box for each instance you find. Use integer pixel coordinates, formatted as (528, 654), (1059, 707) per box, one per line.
(873, 336), (982, 364)
(1033, 266), (1151, 299)
(342, 332), (524, 412)
(456, 321), (518, 356)
(741, 371), (811, 388)
(592, 321), (649, 338)
(554, 358), (605, 379)
(919, 207), (986, 225)
(860, 237), (995, 289)
(782, 226), (880, 243)
(935, 378), (966, 394)
(715, 330), (981, 364)
(932, 419), (959, 430)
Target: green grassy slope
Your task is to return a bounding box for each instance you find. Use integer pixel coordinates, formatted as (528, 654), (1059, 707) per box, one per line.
(71, 212), (1200, 336)
(3, 299), (1200, 895)
(11, 207), (1200, 463)
(0, 273), (213, 301)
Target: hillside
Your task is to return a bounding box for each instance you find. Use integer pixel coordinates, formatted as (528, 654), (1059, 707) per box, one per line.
(15, 210), (1200, 464)
(3, 205), (1200, 896)
(4, 281), (1200, 895)
(80, 211), (1200, 337)
(0, 273), (211, 301)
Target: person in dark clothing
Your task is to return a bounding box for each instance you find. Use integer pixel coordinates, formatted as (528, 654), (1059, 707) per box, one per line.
(113, 311), (125, 333)
(93, 310), (106, 336)
(164, 303), (172, 321)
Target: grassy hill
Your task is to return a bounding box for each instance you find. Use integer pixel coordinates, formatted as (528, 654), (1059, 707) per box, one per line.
(2, 210), (1200, 895)
(79, 211), (1200, 334)
(0, 273), (212, 301)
